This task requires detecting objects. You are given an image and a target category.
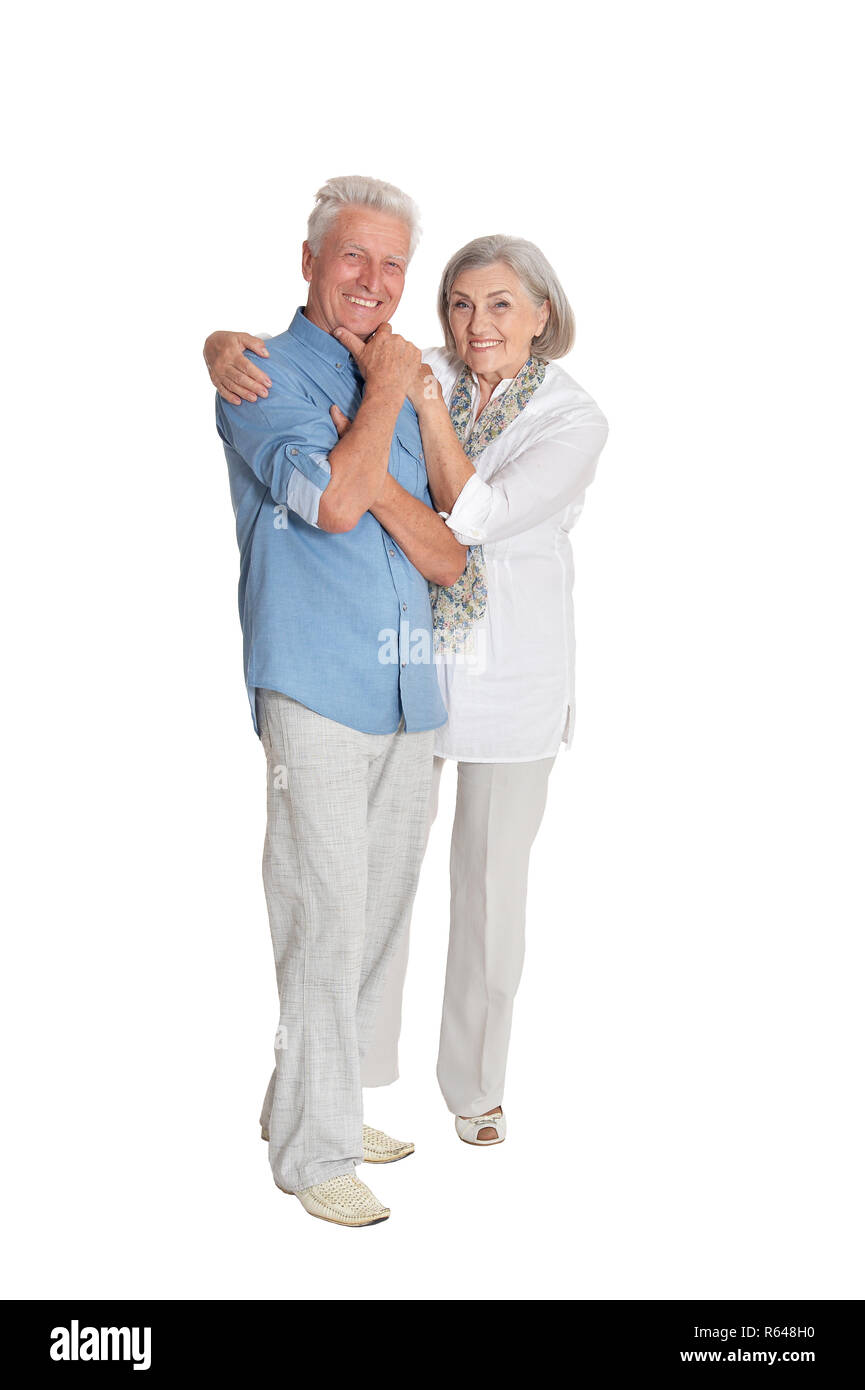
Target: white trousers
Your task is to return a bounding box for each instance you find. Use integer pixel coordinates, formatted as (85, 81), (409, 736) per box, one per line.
(361, 754), (556, 1116)
(255, 689), (434, 1193)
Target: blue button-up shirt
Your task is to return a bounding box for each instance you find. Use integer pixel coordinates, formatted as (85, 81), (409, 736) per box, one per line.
(215, 306), (447, 737)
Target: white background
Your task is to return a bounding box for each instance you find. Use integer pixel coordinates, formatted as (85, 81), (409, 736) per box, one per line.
(2, 0), (863, 1301)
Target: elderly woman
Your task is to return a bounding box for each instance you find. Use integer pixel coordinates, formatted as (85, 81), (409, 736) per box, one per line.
(204, 235), (608, 1146)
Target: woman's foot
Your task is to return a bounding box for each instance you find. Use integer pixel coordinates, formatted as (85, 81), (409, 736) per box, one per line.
(455, 1107), (506, 1145)
(473, 1107), (502, 1142)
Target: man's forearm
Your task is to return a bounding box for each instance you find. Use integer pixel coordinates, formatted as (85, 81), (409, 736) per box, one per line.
(370, 474), (467, 587)
(415, 395), (476, 512)
(319, 384), (406, 532)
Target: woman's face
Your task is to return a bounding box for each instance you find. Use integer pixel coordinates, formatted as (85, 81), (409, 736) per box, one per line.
(448, 262), (550, 379)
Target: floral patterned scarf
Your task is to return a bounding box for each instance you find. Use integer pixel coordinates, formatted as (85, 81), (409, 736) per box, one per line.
(431, 354), (546, 653)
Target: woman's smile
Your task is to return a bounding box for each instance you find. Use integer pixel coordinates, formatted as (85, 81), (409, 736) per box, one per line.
(449, 262), (549, 380)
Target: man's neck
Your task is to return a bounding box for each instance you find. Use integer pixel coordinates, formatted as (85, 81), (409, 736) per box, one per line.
(303, 301), (386, 343)
(301, 304), (333, 335)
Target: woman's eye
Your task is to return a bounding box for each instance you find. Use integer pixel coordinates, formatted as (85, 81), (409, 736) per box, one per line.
(495, 301), (510, 309)
(453, 301), (469, 310)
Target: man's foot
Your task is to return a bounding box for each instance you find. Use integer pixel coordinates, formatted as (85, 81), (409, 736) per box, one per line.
(455, 1107), (506, 1145)
(261, 1122), (414, 1163)
(277, 1173), (390, 1226)
(361, 1124), (415, 1163)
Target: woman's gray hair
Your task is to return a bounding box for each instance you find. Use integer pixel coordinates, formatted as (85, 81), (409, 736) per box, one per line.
(306, 175), (422, 260)
(437, 234), (575, 362)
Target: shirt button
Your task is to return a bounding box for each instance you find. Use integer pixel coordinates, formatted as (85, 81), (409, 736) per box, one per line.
(290, 448), (298, 456)
(402, 602), (407, 612)
(400, 662), (407, 668)
(335, 362), (342, 368)
(388, 548), (395, 557)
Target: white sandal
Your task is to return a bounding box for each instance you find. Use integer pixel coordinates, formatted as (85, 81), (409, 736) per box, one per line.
(454, 1109), (506, 1146)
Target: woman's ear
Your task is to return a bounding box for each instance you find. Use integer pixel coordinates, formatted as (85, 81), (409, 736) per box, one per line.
(535, 297), (551, 338)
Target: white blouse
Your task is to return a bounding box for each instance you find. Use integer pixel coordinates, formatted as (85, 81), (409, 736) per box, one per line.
(423, 346), (609, 763)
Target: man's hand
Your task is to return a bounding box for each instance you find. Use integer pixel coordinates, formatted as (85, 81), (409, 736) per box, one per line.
(330, 404), (352, 438)
(329, 400), (465, 582)
(317, 330), (419, 532)
(334, 322), (421, 397)
(204, 331), (272, 405)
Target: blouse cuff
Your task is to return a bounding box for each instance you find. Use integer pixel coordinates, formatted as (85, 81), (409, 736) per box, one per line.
(442, 472), (491, 545)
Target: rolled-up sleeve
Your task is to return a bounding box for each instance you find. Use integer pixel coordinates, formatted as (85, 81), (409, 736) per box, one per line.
(442, 408), (609, 545)
(215, 366), (336, 527)
(284, 451), (331, 528)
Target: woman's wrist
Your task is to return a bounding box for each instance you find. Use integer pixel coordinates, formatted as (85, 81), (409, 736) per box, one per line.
(414, 389), (447, 422)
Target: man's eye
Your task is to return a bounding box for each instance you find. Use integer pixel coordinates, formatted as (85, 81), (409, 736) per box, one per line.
(346, 251), (359, 259)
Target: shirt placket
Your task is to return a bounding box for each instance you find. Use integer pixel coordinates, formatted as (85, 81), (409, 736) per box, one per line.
(382, 529), (413, 703)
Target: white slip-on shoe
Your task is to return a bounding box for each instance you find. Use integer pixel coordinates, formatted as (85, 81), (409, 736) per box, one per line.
(261, 1123), (414, 1163)
(454, 1109), (507, 1146)
(360, 1124), (415, 1163)
(276, 1173), (390, 1226)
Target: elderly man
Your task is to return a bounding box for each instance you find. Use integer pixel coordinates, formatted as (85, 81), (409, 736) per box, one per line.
(212, 176), (465, 1226)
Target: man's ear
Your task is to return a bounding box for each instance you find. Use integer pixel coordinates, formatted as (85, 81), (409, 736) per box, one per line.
(301, 240), (315, 283)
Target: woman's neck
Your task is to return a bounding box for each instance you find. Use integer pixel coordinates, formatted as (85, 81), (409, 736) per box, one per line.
(475, 375), (499, 415)
(475, 362), (517, 414)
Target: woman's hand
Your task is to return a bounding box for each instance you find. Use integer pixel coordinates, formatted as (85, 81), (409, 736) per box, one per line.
(204, 331), (272, 405)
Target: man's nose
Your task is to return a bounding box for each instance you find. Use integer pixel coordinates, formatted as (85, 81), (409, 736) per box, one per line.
(358, 264), (384, 297)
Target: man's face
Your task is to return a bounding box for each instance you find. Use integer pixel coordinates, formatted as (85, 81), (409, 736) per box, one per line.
(302, 207), (411, 339)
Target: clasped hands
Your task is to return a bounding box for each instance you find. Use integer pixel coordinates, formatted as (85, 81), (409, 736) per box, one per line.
(332, 322), (440, 437)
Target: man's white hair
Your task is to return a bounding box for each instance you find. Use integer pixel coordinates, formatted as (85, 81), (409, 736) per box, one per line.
(306, 175), (422, 260)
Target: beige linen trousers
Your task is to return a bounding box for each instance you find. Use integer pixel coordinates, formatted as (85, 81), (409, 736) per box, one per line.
(255, 688), (434, 1193)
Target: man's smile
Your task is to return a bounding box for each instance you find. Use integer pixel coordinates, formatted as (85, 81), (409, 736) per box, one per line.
(343, 293), (383, 309)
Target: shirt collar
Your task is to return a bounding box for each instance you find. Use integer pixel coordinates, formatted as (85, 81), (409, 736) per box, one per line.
(467, 368), (518, 398)
(288, 305), (360, 374)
